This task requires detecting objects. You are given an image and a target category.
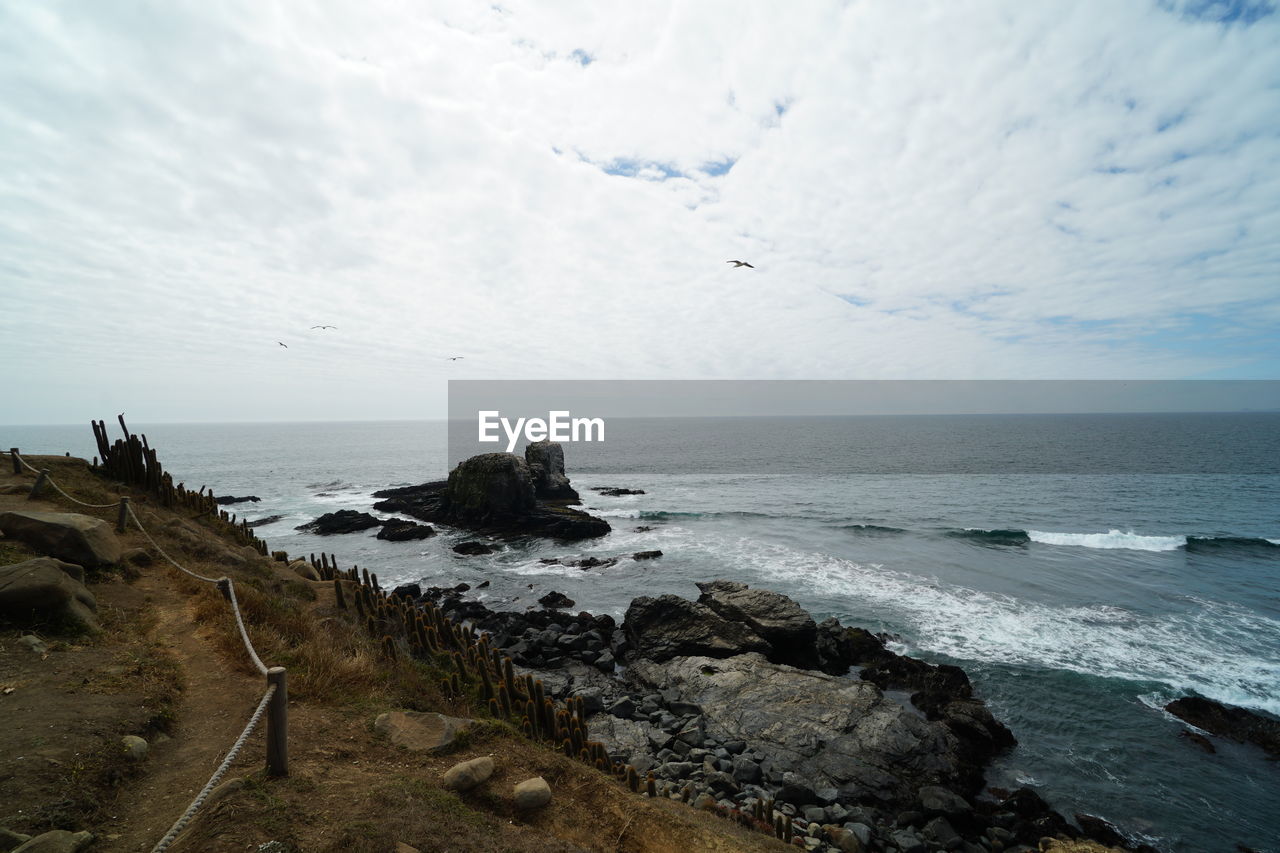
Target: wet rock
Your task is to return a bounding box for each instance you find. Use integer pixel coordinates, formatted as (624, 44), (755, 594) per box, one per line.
(294, 510), (384, 535)
(632, 550), (663, 561)
(377, 520), (436, 541)
(634, 526), (654, 532)
(918, 785), (970, 817)
(591, 487), (646, 496)
(1165, 695), (1280, 759)
(525, 441), (579, 501)
(0, 510), (122, 567)
(391, 583), (421, 600)
(215, 495), (260, 505)
(538, 591), (575, 609)
(453, 541), (495, 556)
(1073, 814), (1127, 848)
(246, 515), (283, 528)
(442, 756), (495, 791)
(1178, 729), (1216, 753)
(696, 579), (819, 669)
(623, 595), (769, 663)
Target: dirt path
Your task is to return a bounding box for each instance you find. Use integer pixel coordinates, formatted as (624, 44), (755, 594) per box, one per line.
(100, 570), (264, 852)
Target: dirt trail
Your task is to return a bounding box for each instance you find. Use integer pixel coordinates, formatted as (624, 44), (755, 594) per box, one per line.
(102, 571), (264, 852)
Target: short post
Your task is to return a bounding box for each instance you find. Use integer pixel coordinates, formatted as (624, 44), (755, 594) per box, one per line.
(116, 497), (130, 534)
(266, 667), (289, 777)
(28, 469), (50, 500)
(9, 448), (19, 475)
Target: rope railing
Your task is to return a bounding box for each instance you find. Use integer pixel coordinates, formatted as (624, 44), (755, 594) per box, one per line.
(7, 444), (290, 852)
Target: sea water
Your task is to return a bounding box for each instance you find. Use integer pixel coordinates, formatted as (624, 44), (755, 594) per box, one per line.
(5, 414), (1278, 852)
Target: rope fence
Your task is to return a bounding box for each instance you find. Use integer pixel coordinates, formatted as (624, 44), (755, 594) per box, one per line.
(7, 443), (289, 853)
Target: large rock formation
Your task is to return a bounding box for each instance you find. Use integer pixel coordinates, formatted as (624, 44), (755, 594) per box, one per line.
(524, 441), (579, 502)
(623, 594), (770, 662)
(696, 579), (819, 669)
(627, 653), (964, 807)
(0, 510), (122, 568)
(1165, 695), (1280, 758)
(0, 557), (100, 633)
(373, 451), (609, 541)
(294, 509), (384, 535)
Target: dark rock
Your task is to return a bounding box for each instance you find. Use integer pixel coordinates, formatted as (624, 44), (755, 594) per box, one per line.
(246, 515), (283, 528)
(696, 579), (819, 669)
(295, 509), (384, 535)
(376, 519), (436, 541)
(0, 510), (122, 567)
(391, 583), (421, 600)
(592, 486), (646, 496)
(539, 591), (575, 609)
(525, 441), (580, 501)
(215, 495), (260, 504)
(372, 452), (610, 541)
(1178, 729), (1216, 753)
(566, 556), (618, 569)
(632, 550), (663, 561)
(918, 785), (970, 817)
(1074, 814), (1127, 848)
(623, 595), (769, 663)
(1165, 696), (1280, 758)
(453, 541), (495, 555)
(634, 526), (654, 532)
(0, 557), (100, 634)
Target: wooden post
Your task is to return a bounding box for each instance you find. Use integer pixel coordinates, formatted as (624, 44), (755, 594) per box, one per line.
(9, 448), (19, 474)
(116, 497), (130, 534)
(266, 667), (289, 777)
(29, 469), (49, 500)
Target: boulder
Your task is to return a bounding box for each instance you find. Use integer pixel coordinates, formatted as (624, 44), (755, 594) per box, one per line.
(121, 735), (148, 761)
(1165, 695), (1280, 758)
(0, 558), (100, 633)
(294, 510), (384, 535)
(374, 711), (473, 752)
(513, 776), (552, 810)
(538, 591), (575, 609)
(288, 560), (321, 582)
(9, 830), (94, 853)
(525, 441), (580, 501)
(376, 520), (436, 541)
(17, 634), (48, 654)
(623, 595), (769, 663)
(626, 653), (964, 808)
(442, 756), (495, 791)
(453, 541), (495, 556)
(445, 453), (537, 519)
(591, 487), (646, 496)
(632, 550), (662, 561)
(696, 580), (819, 668)
(246, 515), (284, 528)
(215, 495), (260, 505)
(0, 511), (121, 567)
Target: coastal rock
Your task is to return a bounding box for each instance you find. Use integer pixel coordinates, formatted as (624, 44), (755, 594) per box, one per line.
(525, 441), (580, 501)
(626, 653), (964, 807)
(246, 515), (283, 528)
(376, 519), (436, 541)
(0, 558), (100, 634)
(623, 595), (769, 663)
(294, 510), (384, 536)
(288, 560), (321, 581)
(374, 711), (473, 752)
(0, 510), (122, 568)
(696, 579), (819, 669)
(591, 486), (646, 496)
(215, 495), (260, 505)
(9, 830), (95, 853)
(373, 453), (610, 541)
(632, 550), (663, 561)
(453, 541), (495, 556)
(538, 591), (575, 609)
(1165, 695), (1280, 758)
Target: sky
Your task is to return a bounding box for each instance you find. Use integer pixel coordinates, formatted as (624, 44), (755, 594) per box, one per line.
(1, 0), (1278, 424)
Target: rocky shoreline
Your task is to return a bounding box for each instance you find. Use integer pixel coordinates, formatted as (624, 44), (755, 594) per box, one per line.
(402, 578), (1155, 853)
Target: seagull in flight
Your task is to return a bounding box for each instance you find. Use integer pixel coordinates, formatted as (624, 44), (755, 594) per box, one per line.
(444, 356), (465, 361)
(726, 260), (754, 268)
(277, 341), (288, 348)
(310, 325), (337, 330)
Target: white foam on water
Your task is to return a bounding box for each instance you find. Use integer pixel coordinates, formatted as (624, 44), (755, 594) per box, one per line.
(688, 534), (1280, 717)
(1268, 538), (1280, 546)
(1027, 529), (1185, 551)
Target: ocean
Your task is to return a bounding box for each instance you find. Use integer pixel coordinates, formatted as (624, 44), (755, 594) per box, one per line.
(5, 415), (1278, 852)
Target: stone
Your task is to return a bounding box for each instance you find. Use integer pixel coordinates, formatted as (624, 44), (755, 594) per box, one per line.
(825, 827), (866, 853)
(215, 495), (260, 505)
(1165, 695), (1280, 758)
(538, 591), (575, 609)
(121, 735), (148, 761)
(442, 756), (495, 791)
(453, 541), (495, 556)
(288, 560), (321, 581)
(512, 776), (552, 810)
(627, 653), (964, 809)
(0, 828), (32, 851)
(622, 595), (769, 663)
(17, 634), (48, 654)
(9, 830), (94, 853)
(0, 558), (100, 633)
(696, 580), (819, 669)
(0, 511), (121, 567)
(591, 487), (646, 496)
(121, 547), (153, 567)
(890, 829), (925, 853)
(294, 510), (384, 535)
(525, 441), (579, 501)
(377, 520), (436, 541)
(918, 786), (971, 817)
(391, 583), (421, 600)
(632, 550), (663, 560)
(374, 711), (473, 752)
(924, 816), (960, 845)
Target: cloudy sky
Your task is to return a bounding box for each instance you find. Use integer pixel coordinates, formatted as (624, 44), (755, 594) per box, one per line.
(2, 0), (1278, 423)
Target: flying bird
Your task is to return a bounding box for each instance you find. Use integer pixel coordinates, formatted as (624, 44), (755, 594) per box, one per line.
(277, 341), (288, 348)
(444, 356), (465, 361)
(726, 260), (754, 268)
(310, 325), (337, 330)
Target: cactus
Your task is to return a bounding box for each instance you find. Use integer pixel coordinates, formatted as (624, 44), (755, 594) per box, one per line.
(449, 672), (461, 695)
(381, 635), (397, 661)
(521, 716), (533, 739)
(362, 567), (371, 587)
(488, 698), (501, 718)
(784, 816), (793, 843)
(646, 773), (656, 798)
(333, 579), (346, 610)
(354, 587), (365, 618)
(478, 661), (494, 700)
(625, 765), (639, 793)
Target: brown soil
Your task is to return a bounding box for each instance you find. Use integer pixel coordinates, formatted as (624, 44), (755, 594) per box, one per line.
(1, 455), (791, 853)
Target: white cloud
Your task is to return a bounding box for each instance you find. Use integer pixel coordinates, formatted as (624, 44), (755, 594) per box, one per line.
(0, 0), (1277, 422)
